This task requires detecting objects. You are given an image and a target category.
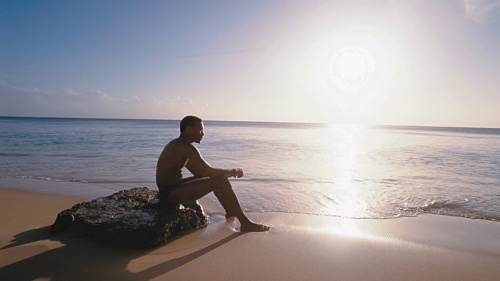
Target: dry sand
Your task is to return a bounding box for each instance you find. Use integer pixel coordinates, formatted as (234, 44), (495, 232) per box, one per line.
(1, 187), (500, 281)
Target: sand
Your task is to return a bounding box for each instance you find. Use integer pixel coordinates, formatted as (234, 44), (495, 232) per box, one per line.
(1, 185), (500, 281)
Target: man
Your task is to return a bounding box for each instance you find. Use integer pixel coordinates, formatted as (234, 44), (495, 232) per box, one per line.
(156, 116), (269, 232)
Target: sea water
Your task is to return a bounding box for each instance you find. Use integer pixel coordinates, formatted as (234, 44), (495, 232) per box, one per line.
(0, 117), (499, 221)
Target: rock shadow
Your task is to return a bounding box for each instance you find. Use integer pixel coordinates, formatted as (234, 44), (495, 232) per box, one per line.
(1, 227), (243, 281)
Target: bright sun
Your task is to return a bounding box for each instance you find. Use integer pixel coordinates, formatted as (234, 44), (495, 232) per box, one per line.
(330, 46), (375, 92)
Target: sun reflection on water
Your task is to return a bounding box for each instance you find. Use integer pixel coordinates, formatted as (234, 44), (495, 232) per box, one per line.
(323, 124), (373, 218)
(259, 123), (404, 219)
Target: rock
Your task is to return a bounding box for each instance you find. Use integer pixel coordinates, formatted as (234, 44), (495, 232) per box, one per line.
(50, 187), (210, 248)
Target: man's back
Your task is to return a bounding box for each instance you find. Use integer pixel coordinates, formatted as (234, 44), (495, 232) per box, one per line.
(156, 137), (191, 189)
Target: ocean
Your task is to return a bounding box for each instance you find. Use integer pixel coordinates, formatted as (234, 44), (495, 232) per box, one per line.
(1, 117), (499, 222)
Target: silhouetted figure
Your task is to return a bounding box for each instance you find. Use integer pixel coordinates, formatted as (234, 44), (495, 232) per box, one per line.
(156, 116), (269, 232)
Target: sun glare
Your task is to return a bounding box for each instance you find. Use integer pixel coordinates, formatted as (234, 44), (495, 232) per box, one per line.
(330, 46), (375, 92)
(309, 27), (396, 123)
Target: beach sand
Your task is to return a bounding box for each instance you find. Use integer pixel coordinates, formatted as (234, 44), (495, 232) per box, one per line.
(1, 186), (500, 281)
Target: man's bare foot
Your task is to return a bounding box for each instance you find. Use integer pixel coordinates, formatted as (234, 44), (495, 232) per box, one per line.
(225, 213), (235, 219)
(240, 222), (270, 232)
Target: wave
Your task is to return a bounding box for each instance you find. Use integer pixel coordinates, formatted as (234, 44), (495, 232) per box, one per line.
(398, 199), (500, 221)
(238, 195), (500, 222)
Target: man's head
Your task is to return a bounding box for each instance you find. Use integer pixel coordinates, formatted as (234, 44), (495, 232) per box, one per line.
(180, 115), (204, 143)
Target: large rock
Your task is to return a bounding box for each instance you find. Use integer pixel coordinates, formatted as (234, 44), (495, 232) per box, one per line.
(50, 187), (209, 248)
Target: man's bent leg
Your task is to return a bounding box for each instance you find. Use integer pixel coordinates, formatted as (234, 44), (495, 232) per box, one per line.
(209, 177), (269, 232)
(168, 176), (269, 232)
(167, 177), (219, 204)
(168, 176), (246, 219)
(214, 189), (235, 219)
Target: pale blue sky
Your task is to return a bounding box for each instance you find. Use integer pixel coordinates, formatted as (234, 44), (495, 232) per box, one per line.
(1, 0), (499, 127)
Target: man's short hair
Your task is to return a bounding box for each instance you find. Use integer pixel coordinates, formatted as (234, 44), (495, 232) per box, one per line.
(180, 115), (202, 133)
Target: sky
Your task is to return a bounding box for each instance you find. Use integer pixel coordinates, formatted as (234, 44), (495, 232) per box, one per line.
(1, 0), (499, 127)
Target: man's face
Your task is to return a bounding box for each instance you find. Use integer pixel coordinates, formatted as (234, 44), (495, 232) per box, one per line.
(190, 121), (204, 143)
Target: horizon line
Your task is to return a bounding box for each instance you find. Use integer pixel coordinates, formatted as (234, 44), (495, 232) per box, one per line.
(1, 115), (499, 130)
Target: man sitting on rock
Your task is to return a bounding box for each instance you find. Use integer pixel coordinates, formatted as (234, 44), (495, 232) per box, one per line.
(156, 115), (269, 232)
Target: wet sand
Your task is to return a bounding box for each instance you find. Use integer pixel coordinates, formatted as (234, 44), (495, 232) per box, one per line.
(1, 186), (500, 281)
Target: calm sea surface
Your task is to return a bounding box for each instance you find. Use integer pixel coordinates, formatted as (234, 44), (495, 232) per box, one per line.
(1, 117), (499, 221)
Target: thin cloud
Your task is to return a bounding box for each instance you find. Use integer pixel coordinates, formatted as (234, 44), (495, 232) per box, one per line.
(0, 82), (210, 119)
(464, 0), (500, 24)
(178, 47), (266, 59)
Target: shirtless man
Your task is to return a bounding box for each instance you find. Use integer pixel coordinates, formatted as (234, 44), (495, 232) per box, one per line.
(156, 115), (269, 232)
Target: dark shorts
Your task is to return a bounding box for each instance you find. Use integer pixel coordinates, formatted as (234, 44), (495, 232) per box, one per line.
(158, 185), (178, 207)
(159, 188), (171, 202)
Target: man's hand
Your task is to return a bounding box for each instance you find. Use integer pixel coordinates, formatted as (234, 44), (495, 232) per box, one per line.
(229, 168), (244, 178)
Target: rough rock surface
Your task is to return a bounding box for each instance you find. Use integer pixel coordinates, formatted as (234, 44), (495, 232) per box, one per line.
(50, 187), (209, 248)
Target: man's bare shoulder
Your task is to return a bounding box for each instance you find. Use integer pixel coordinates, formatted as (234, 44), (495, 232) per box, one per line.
(166, 137), (199, 155)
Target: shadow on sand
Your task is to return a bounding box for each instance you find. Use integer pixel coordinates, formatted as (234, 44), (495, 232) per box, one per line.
(1, 226), (243, 281)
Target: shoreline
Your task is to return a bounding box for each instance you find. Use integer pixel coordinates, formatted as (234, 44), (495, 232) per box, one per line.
(2, 187), (500, 281)
(2, 177), (500, 224)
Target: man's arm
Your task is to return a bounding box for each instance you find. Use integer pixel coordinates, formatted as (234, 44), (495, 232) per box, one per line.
(185, 146), (243, 179)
